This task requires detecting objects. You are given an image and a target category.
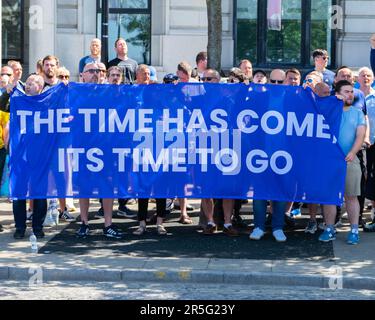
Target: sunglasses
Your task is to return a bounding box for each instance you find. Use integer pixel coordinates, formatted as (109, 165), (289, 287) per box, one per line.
(303, 78), (314, 84)
(99, 69), (107, 73)
(58, 75), (70, 80)
(202, 77), (214, 82)
(322, 56), (329, 61)
(84, 69), (100, 74)
(1, 73), (12, 77)
(270, 79), (284, 84)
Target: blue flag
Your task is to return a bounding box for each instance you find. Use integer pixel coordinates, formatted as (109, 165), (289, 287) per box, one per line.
(9, 82), (345, 204)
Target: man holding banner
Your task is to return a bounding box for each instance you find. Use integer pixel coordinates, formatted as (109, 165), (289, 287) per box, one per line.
(9, 66), (347, 243)
(320, 80), (366, 245)
(76, 62), (123, 240)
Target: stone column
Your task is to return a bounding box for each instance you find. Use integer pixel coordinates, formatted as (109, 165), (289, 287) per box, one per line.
(28, 0), (56, 71)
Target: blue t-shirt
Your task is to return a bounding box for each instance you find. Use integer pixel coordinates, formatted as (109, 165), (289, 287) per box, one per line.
(338, 107), (366, 155)
(366, 91), (375, 144)
(79, 55), (101, 74)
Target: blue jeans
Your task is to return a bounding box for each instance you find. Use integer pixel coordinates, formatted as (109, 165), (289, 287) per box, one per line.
(253, 200), (286, 231)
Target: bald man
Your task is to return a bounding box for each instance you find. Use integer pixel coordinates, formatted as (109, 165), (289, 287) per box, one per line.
(79, 38), (102, 74)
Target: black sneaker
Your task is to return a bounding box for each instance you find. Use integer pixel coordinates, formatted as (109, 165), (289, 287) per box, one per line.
(117, 205), (137, 218)
(33, 230), (45, 239)
(232, 215), (248, 228)
(284, 214), (296, 228)
(76, 223), (90, 238)
(103, 225), (124, 239)
(59, 209), (76, 222)
(95, 207), (104, 218)
(13, 229), (25, 239)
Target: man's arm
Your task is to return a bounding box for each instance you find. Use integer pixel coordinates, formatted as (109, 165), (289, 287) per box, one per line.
(364, 115), (371, 146)
(346, 125), (366, 162)
(370, 34), (375, 74)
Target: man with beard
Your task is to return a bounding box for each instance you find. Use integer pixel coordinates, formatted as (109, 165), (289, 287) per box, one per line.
(319, 80), (366, 245)
(42, 55), (60, 90)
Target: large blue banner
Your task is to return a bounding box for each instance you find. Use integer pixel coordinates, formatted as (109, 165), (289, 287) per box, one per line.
(10, 82), (346, 204)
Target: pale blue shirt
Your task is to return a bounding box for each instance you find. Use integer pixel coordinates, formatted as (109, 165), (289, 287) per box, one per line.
(338, 107), (366, 155)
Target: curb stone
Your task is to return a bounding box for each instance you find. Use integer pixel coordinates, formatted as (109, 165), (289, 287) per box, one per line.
(1, 266), (375, 290)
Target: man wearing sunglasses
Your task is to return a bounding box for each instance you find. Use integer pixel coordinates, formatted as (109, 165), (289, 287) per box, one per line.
(269, 69), (286, 85)
(1, 66), (13, 79)
(76, 62), (124, 240)
(304, 49), (335, 89)
(0, 63), (26, 113)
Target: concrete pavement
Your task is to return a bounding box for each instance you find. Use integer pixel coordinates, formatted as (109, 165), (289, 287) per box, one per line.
(1, 199), (375, 291)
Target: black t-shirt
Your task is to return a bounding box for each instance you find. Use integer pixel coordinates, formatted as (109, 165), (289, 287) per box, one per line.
(107, 57), (138, 84)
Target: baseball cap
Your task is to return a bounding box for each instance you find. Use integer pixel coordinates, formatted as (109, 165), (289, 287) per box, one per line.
(149, 66), (157, 82)
(163, 73), (179, 84)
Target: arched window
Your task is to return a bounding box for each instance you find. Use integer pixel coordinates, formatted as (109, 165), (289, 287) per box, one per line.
(235, 0), (337, 69)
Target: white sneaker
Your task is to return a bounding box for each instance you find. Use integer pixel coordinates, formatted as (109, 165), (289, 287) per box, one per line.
(249, 228), (265, 240)
(43, 210), (56, 227)
(273, 229), (287, 242)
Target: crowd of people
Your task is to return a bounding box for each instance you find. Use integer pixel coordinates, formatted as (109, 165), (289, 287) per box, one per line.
(1, 33), (375, 245)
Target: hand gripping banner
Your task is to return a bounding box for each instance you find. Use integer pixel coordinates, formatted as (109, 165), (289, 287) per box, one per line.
(9, 82), (346, 204)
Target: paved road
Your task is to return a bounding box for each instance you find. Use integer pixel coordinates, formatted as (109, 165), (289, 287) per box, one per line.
(1, 281), (375, 300)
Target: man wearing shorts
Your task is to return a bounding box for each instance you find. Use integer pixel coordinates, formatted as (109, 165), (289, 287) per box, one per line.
(319, 80), (366, 245)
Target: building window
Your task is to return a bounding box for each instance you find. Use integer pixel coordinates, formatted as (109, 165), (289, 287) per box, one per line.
(2, 0), (23, 63)
(97, 0), (151, 64)
(235, 0), (335, 69)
